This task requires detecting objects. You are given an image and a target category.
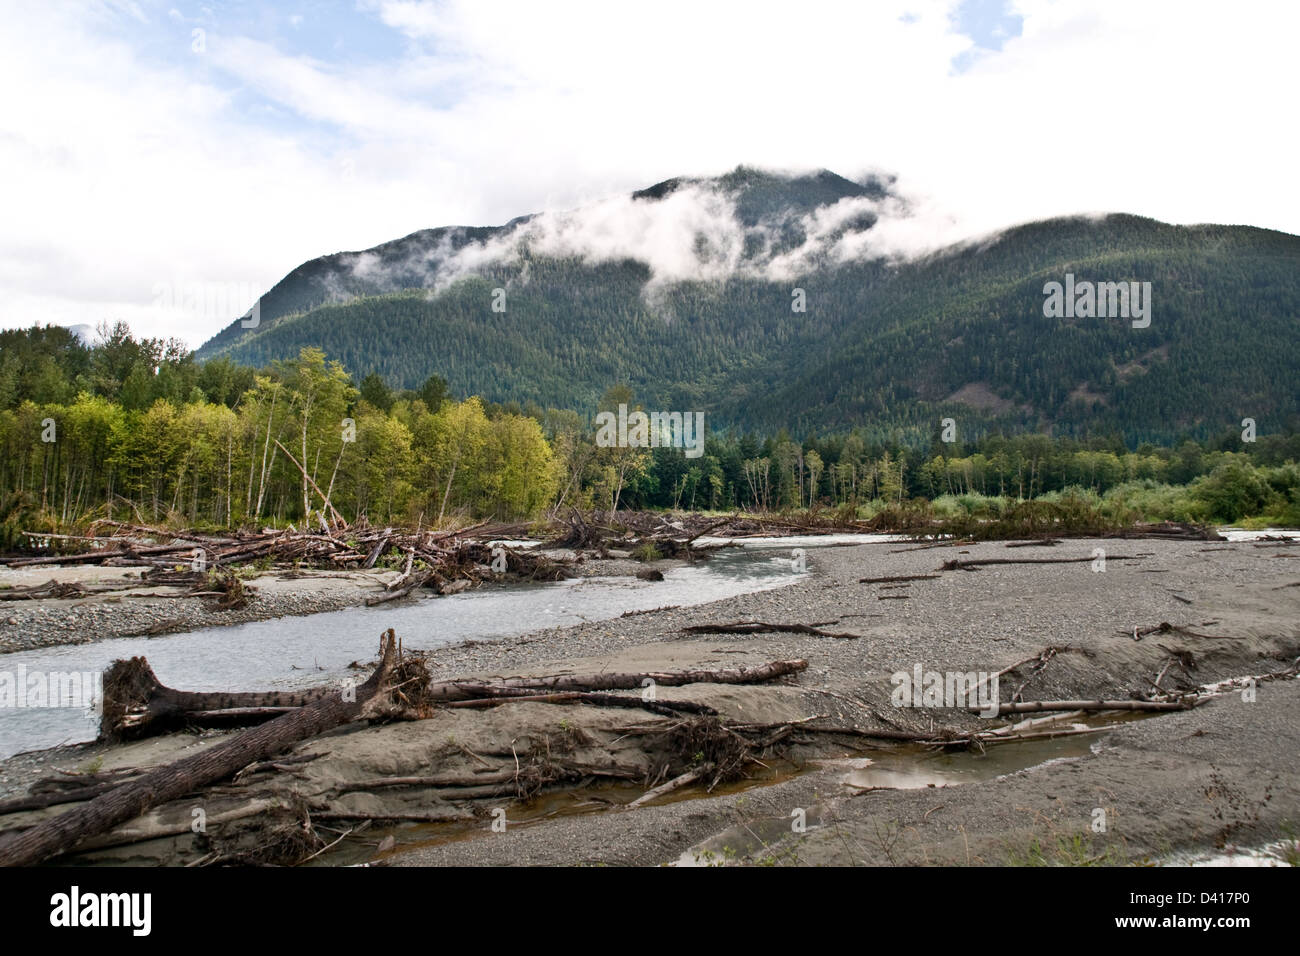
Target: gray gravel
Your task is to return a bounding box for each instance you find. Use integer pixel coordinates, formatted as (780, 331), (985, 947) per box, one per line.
(3, 536), (1298, 867)
(0, 554), (652, 655)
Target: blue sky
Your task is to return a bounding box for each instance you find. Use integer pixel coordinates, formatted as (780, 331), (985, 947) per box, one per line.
(102, 1), (1027, 135)
(951, 0), (1025, 71)
(1, 0), (1295, 346)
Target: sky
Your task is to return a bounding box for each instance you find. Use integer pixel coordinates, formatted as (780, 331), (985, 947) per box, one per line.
(1, 0), (1296, 348)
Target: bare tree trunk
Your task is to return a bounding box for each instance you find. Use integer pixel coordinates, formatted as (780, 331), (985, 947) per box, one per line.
(255, 390), (277, 518)
(274, 439), (345, 527)
(438, 452), (460, 525)
(226, 432), (233, 526)
(322, 445), (345, 527)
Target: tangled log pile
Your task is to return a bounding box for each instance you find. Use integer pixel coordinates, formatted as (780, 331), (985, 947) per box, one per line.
(542, 509), (730, 558)
(2, 520), (575, 609)
(7, 518), (535, 571)
(4, 511), (1226, 574)
(0, 632), (809, 867)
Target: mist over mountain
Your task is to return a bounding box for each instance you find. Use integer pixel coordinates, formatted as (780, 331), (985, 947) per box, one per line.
(197, 166), (1300, 443)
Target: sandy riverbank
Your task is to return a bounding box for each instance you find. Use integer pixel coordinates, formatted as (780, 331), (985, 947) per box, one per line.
(1, 536), (1298, 866)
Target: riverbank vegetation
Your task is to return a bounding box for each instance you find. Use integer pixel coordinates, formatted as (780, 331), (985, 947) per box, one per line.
(2, 323), (1298, 548)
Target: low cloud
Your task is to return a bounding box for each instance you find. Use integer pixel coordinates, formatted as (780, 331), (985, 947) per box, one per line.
(334, 170), (986, 303)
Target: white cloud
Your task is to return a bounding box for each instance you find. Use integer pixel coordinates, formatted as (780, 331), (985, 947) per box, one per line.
(0, 0), (1296, 349)
(412, 176), (977, 293)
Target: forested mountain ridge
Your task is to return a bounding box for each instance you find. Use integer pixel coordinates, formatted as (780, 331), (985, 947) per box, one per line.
(196, 168), (1300, 443)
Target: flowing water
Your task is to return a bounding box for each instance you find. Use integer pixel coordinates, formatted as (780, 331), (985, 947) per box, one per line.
(0, 542), (841, 759)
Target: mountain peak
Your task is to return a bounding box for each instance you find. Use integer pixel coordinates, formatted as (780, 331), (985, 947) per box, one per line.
(198, 164), (915, 355)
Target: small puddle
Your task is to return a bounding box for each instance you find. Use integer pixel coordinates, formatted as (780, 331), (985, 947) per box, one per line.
(826, 733), (1099, 791)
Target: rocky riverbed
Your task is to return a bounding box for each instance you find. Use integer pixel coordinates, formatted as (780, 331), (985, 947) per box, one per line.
(2, 535), (1298, 866)
(0, 553), (648, 654)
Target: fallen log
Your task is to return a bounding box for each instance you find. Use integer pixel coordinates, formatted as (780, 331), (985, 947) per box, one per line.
(0, 631), (402, 868)
(386, 548), (415, 586)
(859, 574), (939, 584)
(99, 657), (341, 740)
(888, 539), (974, 552)
(4, 543), (193, 568)
(968, 698), (1194, 716)
(685, 516), (735, 544)
(680, 622), (861, 639)
(0, 579), (88, 600)
(939, 555), (1138, 570)
(444, 690), (718, 717)
(362, 533), (391, 570)
(337, 763), (644, 797)
(422, 659), (809, 703)
(98, 656), (806, 739)
(0, 777), (145, 815)
(365, 570), (433, 606)
(1124, 621), (1238, 640)
(624, 764), (714, 810)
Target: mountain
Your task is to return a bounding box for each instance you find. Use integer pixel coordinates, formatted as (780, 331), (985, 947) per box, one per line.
(196, 166), (1300, 443)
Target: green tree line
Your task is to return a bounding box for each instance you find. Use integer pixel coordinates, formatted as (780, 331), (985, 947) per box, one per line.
(2, 324), (1298, 548)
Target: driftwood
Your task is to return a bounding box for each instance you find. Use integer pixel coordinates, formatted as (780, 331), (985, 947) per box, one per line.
(939, 555), (1138, 571)
(0, 650), (811, 863)
(444, 691), (718, 717)
(0, 775), (145, 815)
(1, 519), (541, 596)
(4, 543), (196, 568)
(543, 508), (727, 561)
(0, 579), (92, 600)
(100, 657), (340, 740)
(337, 763), (644, 798)
(362, 534), (391, 570)
(859, 574), (940, 584)
(968, 698), (1194, 716)
(1124, 621), (1238, 641)
(624, 764), (714, 810)
(365, 570), (433, 606)
(0, 631), (403, 868)
(1157, 657), (1300, 701)
(679, 622), (861, 639)
(421, 659), (809, 703)
(889, 540), (975, 552)
(99, 652), (807, 739)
